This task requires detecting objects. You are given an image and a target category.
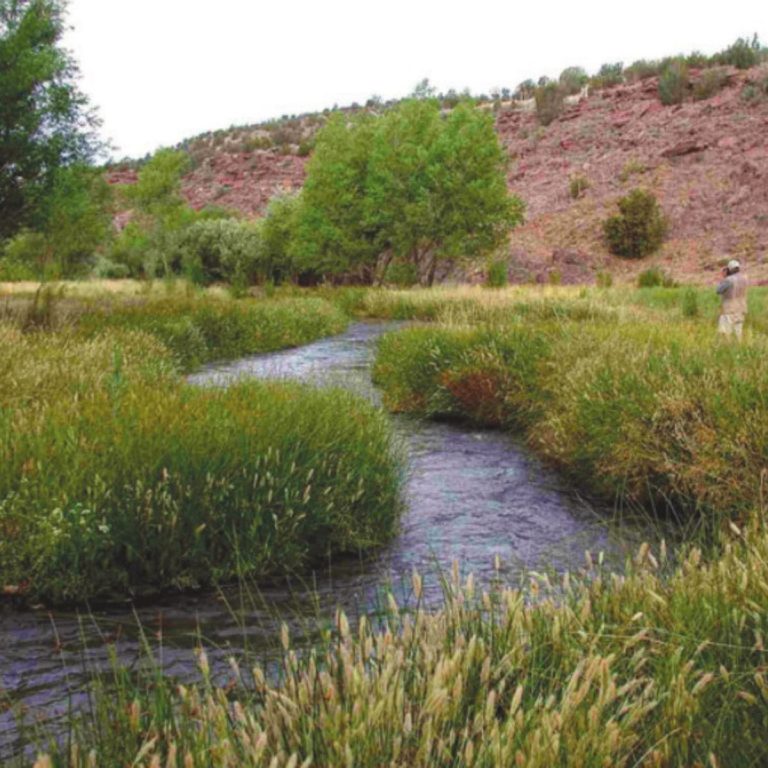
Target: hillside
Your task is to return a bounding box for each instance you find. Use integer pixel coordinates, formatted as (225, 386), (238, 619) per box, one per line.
(109, 64), (768, 285)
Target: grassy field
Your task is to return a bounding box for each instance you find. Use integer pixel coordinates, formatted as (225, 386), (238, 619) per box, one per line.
(0, 290), (400, 603)
(6, 281), (768, 765)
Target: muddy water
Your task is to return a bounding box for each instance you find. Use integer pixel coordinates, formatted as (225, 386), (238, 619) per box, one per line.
(0, 322), (644, 759)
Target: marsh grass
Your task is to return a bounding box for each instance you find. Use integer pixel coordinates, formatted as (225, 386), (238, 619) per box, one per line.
(0, 292), (396, 604)
(24, 516), (768, 767)
(373, 317), (768, 524)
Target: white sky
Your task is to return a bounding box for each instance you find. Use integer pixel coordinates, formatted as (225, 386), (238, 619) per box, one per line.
(63, 0), (766, 160)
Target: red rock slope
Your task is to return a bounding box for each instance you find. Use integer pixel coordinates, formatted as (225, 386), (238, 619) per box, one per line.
(110, 65), (768, 284)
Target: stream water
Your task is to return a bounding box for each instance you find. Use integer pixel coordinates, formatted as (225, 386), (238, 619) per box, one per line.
(0, 321), (646, 759)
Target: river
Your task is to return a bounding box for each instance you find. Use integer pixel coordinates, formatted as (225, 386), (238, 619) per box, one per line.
(0, 321), (645, 760)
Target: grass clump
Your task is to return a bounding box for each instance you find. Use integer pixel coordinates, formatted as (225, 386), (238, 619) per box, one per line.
(72, 295), (347, 370)
(373, 320), (768, 521)
(637, 267), (675, 288)
(568, 173), (590, 199)
(32, 516), (768, 767)
(604, 189), (667, 259)
(486, 258), (509, 288)
(0, 330), (401, 604)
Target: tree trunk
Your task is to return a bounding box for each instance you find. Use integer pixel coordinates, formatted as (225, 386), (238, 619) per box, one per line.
(375, 250), (394, 286)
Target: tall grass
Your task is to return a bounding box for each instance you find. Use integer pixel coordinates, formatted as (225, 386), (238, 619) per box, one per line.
(374, 320), (768, 523)
(0, 294), (398, 604)
(27, 516), (768, 767)
(71, 296), (348, 370)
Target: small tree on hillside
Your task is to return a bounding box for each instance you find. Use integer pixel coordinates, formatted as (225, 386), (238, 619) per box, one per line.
(603, 188), (667, 259)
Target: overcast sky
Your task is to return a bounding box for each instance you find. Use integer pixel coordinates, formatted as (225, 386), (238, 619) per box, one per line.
(63, 0), (766, 159)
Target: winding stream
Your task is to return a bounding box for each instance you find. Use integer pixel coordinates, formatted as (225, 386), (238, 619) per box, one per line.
(0, 321), (645, 759)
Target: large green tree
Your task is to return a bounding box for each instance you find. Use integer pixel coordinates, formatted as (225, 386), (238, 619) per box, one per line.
(367, 99), (523, 285)
(290, 99), (522, 285)
(0, 0), (101, 240)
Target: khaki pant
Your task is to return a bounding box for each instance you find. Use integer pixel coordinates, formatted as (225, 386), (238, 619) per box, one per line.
(718, 313), (745, 339)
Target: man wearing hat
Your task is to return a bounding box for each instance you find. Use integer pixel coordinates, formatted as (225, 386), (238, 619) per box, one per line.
(716, 259), (748, 339)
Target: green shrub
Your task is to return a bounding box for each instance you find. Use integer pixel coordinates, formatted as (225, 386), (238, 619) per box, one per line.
(603, 189), (668, 259)
(558, 66), (588, 95)
(693, 67), (730, 100)
(0, 254), (37, 281)
(741, 72), (768, 103)
(534, 82), (564, 125)
(569, 174), (590, 199)
(658, 61), (689, 105)
(591, 62), (624, 89)
(619, 159), (647, 183)
(486, 258), (508, 288)
(625, 59), (661, 82)
(716, 35), (762, 69)
(175, 219), (263, 285)
(637, 266), (675, 288)
(92, 255), (131, 279)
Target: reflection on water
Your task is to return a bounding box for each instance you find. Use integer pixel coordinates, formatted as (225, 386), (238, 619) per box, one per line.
(1, 321), (646, 759)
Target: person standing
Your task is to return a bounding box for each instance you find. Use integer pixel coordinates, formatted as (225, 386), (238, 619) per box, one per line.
(716, 259), (748, 339)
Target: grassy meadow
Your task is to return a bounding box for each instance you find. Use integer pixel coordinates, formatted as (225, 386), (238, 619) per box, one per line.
(4, 280), (768, 766)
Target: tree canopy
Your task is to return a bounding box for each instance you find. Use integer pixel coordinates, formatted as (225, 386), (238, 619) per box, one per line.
(288, 98), (523, 285)
(0, 0), (102, 240)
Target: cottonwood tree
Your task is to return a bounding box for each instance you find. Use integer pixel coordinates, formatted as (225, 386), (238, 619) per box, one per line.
(290, 99), (523, 285)
(367, 99), (523, 285)
(0, 0), (102, 240)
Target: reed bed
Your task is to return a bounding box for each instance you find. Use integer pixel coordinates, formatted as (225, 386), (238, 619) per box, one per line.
(374, 319), (768, 523)
(26, 516), (768, 767)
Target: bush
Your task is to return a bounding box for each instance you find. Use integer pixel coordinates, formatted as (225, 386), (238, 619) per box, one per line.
(637, 267), (675, 288)
(603, 189), (668, 259)
(0, 334), (401, 603)
(658, 61), (689, 105)
(625, 59), (662, 82)
(175, 219), (262, 286)
(92, 255), (131, 279)
(558, 66), (588, 95)
(486, 258), (508, 288)
(717, 35), (762, 69)
(569, 174), (590, 199)
(591, 62), (624, 89)
(534, 82), (564, 125)
(693, 67), (730, 100)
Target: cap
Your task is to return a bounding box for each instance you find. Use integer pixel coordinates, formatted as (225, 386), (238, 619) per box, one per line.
(727, 259), (741, 272)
